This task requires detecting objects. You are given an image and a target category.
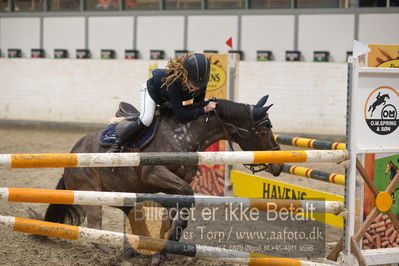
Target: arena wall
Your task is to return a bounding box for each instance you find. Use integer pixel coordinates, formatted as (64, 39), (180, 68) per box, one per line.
(137, 16), (185, 60)
(43, 17), (86, 59)
(358, 13), (399, 44)
(0, 59), (347, 136)
(241, 15), (295, 62)
(187, 15), (239, 55)
(1, 11), (398, 61)
(0, 17), (41, 58)
(238, 61), (347, 136)
(297, 14), (355, 62)
(89, 17), (135, 60)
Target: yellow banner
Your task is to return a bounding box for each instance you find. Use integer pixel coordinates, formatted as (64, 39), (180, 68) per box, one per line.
(368, 44), (399, 68)
(230, 170), (344, 228)
(148, 63), (158, 78)
(204, 53), (228, 99)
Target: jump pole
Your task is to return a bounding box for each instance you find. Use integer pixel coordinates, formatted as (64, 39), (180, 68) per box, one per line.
(282, 164), (345, 186)
(0, 150), (349, 168)
(274, 135), (346, 150)
(0, 215), (329, 266)
(0, 188), (344, 215)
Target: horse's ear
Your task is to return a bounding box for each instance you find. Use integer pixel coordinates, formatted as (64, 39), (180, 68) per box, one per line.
(253, 104), (274, 121)
(255, 95), (269, 108)
(264, 104), (273, 112)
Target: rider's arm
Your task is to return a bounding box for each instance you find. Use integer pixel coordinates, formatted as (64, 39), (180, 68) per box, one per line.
(167, 85), (205, 123)
(190, 87), (208, 108)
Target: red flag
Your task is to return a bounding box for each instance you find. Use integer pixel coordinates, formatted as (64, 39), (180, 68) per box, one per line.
(225, 37), (233, 49)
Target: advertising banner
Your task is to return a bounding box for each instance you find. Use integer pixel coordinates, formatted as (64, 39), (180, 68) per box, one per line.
(363, 153), (399, 250)
(367, 44), (399, 68)
(351, 49), (399, 252)
(230, 170), (344, 228)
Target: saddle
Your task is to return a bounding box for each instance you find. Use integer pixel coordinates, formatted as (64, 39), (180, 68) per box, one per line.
(99, 102), (159, 149)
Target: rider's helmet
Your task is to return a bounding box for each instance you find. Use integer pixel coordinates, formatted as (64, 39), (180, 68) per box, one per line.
(183, 53), (211, 88)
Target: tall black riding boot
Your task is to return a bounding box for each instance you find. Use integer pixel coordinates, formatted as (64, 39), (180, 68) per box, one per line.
(107, 119), (147, 153)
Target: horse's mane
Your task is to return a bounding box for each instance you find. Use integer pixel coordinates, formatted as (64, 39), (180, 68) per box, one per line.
(215, 99), (251, 124)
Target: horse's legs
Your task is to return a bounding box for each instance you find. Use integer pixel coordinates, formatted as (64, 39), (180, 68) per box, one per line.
(115, 206), (152, 258)
(159, 213), (172, 240)
(165, 208), (189, 241)
(141, 166), (194, 195)
(64, 168), (103, 225)
(63, 168), (113, 253)
(79, 204), (114, 254)
(81, 205), (102, 229)
(140, 165), (194, 242)
(152, 205), (192, 266)
(123, 206), (151, 237)
(138, 166), (194, 266)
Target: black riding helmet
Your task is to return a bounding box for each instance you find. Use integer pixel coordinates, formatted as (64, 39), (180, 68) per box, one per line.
(183, 53), (211, 88)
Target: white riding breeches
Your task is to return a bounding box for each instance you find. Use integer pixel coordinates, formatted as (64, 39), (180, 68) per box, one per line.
(139, 82), (157, 127)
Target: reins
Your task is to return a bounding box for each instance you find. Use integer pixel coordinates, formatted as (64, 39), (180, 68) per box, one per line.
(196, 102), (279, 174)
(195, 111), (212, 152)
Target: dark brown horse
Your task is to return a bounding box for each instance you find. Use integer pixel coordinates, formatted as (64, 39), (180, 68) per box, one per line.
(43, 97), (282, 264)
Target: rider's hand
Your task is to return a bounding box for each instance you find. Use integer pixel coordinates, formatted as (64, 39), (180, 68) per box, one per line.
(204, 101), (217, 113)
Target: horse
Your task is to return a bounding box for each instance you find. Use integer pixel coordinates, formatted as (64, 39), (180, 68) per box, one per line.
(42, 96), (282, 264)
(368, 93), (390, 117)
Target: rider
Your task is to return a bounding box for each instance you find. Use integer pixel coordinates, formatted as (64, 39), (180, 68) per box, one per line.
(108, 52), (217, 152)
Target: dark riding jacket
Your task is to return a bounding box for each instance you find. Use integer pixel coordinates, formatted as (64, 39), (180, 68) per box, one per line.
(147, 69), (208, 123)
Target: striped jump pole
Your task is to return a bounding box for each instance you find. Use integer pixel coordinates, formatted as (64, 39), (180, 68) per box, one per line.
(274, 135), (346, 150)
(0, 215), (329, 266)
(0, 188), (344, 215)
(282, 164), (345, 186)
(0, 150), (349, 169)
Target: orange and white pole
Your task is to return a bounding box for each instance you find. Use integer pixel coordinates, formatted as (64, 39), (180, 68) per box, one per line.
(0, 187), (344, 215)
(0, 215), (330, 266)
(0, 150), (349, 168)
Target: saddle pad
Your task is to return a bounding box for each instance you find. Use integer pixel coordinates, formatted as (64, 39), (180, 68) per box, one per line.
(99, 119), (157, 149)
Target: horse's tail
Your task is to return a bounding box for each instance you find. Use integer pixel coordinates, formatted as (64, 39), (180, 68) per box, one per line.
(43, 175), (86, 226)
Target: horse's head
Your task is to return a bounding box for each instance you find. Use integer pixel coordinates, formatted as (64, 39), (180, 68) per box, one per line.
(214, 96), (282, 176)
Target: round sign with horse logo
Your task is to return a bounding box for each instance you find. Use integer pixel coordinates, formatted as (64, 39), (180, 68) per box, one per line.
(364, 86), (399, 135)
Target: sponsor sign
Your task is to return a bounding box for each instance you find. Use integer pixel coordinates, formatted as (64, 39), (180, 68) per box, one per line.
(364, 153), (399, 218)
(368, 44), (399, 68)
(363, 153), (399, 251)
(364, 86), (399, 135)
(204, 53), (228, 98)
(375, 154), (399, 215)
(230, 170), (344, 228)
(148, 63), (158, 78)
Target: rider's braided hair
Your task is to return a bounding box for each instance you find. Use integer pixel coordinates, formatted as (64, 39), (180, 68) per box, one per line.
(161, 52), (192, 90)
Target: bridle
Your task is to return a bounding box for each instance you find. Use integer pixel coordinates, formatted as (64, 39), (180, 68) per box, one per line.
(196, 103), (280, 174)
